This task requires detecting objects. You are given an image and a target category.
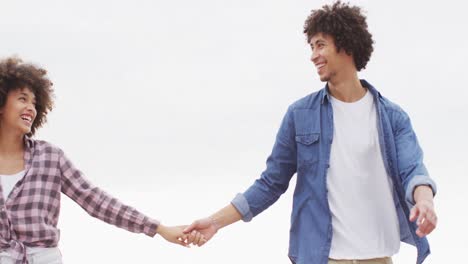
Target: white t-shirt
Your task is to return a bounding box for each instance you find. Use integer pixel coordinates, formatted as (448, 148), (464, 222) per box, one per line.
(327, 90), (400, 259)
(0, 170), (25, 200)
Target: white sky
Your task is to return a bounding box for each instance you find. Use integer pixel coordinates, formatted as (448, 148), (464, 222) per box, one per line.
(1, 0), (467, 263)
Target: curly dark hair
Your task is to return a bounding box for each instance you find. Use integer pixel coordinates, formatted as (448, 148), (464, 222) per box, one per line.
(0, 57), (54, 136)
(303, 1), (374, 71)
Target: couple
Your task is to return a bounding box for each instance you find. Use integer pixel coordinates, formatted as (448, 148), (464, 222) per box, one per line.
(0, 1), (437, 264)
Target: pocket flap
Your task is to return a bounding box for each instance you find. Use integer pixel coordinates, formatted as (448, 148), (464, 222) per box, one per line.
(295, 133), (319, 145)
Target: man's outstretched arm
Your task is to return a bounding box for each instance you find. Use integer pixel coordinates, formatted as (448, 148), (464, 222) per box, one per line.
(183, 107), (298, 246)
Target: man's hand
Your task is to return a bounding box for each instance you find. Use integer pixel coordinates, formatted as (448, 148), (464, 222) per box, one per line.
(183, 217), (219, 247)
(409, 185), (437, 237)
(183, 204), (242, 246)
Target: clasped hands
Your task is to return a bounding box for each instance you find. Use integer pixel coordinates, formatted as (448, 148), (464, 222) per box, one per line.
(156, 217), (218, 247)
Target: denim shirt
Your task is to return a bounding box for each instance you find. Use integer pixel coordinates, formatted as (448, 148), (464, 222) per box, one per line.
(231, 80), (437, 264)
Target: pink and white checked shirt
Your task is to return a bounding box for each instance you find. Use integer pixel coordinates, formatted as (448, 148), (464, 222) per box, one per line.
(0, 137), (160, 264)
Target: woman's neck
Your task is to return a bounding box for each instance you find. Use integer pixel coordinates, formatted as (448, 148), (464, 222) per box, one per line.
(0, 127), (25, 156)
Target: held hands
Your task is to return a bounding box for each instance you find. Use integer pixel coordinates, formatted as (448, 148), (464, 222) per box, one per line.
(183, 217), (220, 247)
(156, 224), (206, 247)
(181, 204), (242, 247)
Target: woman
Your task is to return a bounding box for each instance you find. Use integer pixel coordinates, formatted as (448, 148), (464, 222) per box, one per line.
(0, 57), (204, 264)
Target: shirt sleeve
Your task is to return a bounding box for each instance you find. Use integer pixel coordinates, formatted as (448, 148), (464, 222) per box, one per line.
(232, 106), (297, 221)
(394, 110), (437, 206)
(58, 149), (159, 237)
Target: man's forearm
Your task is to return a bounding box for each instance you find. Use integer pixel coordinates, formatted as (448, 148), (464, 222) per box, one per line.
(210, 204), (242, 230)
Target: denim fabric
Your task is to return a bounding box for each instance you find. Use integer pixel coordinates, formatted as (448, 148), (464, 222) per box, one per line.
(231, 80), (436, 264)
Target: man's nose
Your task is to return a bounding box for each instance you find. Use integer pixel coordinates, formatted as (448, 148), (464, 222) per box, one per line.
(311, 50), (319, 63)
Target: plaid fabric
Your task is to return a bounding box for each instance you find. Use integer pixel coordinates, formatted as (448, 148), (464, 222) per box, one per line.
(0, 137), (159, 264)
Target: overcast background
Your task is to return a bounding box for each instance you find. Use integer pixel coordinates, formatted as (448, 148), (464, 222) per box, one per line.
(1, 0), (467, 263)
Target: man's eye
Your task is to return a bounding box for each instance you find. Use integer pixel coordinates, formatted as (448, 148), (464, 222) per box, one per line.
(19, 97), (26, 101)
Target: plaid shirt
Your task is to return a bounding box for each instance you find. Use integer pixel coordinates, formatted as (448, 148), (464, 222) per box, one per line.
(0, 137), (159, 264)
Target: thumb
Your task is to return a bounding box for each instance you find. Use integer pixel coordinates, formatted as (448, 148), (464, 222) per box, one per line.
(183, 220), (199, 234)
(409, 206), (419, 222)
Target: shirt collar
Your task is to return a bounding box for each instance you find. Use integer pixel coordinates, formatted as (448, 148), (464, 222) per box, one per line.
(23, 135), (34, 149)
(320, 79), (381, 104)
(22, 136), (34, 172)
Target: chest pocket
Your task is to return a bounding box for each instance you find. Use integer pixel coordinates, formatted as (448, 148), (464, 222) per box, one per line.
(295, 133), (320, 163)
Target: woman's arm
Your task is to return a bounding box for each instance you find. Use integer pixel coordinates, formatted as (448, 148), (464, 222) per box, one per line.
(57, 148), (193, 246)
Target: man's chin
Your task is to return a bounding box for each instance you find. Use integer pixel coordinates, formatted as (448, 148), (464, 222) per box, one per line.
(319, 76), (330, 82)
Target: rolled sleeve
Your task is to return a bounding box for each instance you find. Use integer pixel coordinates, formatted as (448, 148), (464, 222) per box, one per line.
(231, 193), (253, 222)
(405, 175), (437, 206)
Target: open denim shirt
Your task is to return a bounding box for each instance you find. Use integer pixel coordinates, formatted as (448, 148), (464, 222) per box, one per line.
(232, 80), (437, 264)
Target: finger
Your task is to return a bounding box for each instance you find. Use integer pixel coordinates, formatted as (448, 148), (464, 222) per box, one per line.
(424, 222), (436, 235)
(183, 221), (198, 234)
(419, 217), (436, 236)
(415, 228), (425, 238)
(193, 232), (202, 246)
(417, 218), (429, 235)
(199, 237), (208, 247)
(186, 231), (196, 244)
(416, 208), (427, 226)
(409, 206), (419, 222)
(199, 234), (206, 243)
(426, 212), (438, 226)
(416, 223), (431, 237)
(422, 222), (435, 236)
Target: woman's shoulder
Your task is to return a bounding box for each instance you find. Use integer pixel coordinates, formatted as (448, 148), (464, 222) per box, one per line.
(26, 137), (64, 155)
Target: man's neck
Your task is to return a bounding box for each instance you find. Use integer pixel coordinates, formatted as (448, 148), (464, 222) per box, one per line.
(327, 72), (366, 103)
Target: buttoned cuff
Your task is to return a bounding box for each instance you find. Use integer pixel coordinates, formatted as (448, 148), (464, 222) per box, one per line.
(231, 193), (253, 222)
(405, 175), (437, 206)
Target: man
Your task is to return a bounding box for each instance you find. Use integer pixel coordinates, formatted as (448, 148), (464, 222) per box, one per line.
(184, 2), (437, 263)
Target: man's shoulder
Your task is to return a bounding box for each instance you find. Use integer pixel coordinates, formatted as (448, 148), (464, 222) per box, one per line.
(363, 79), (408, 118)
(378, 94), (409, 120)
(288, 89), (324, 111)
